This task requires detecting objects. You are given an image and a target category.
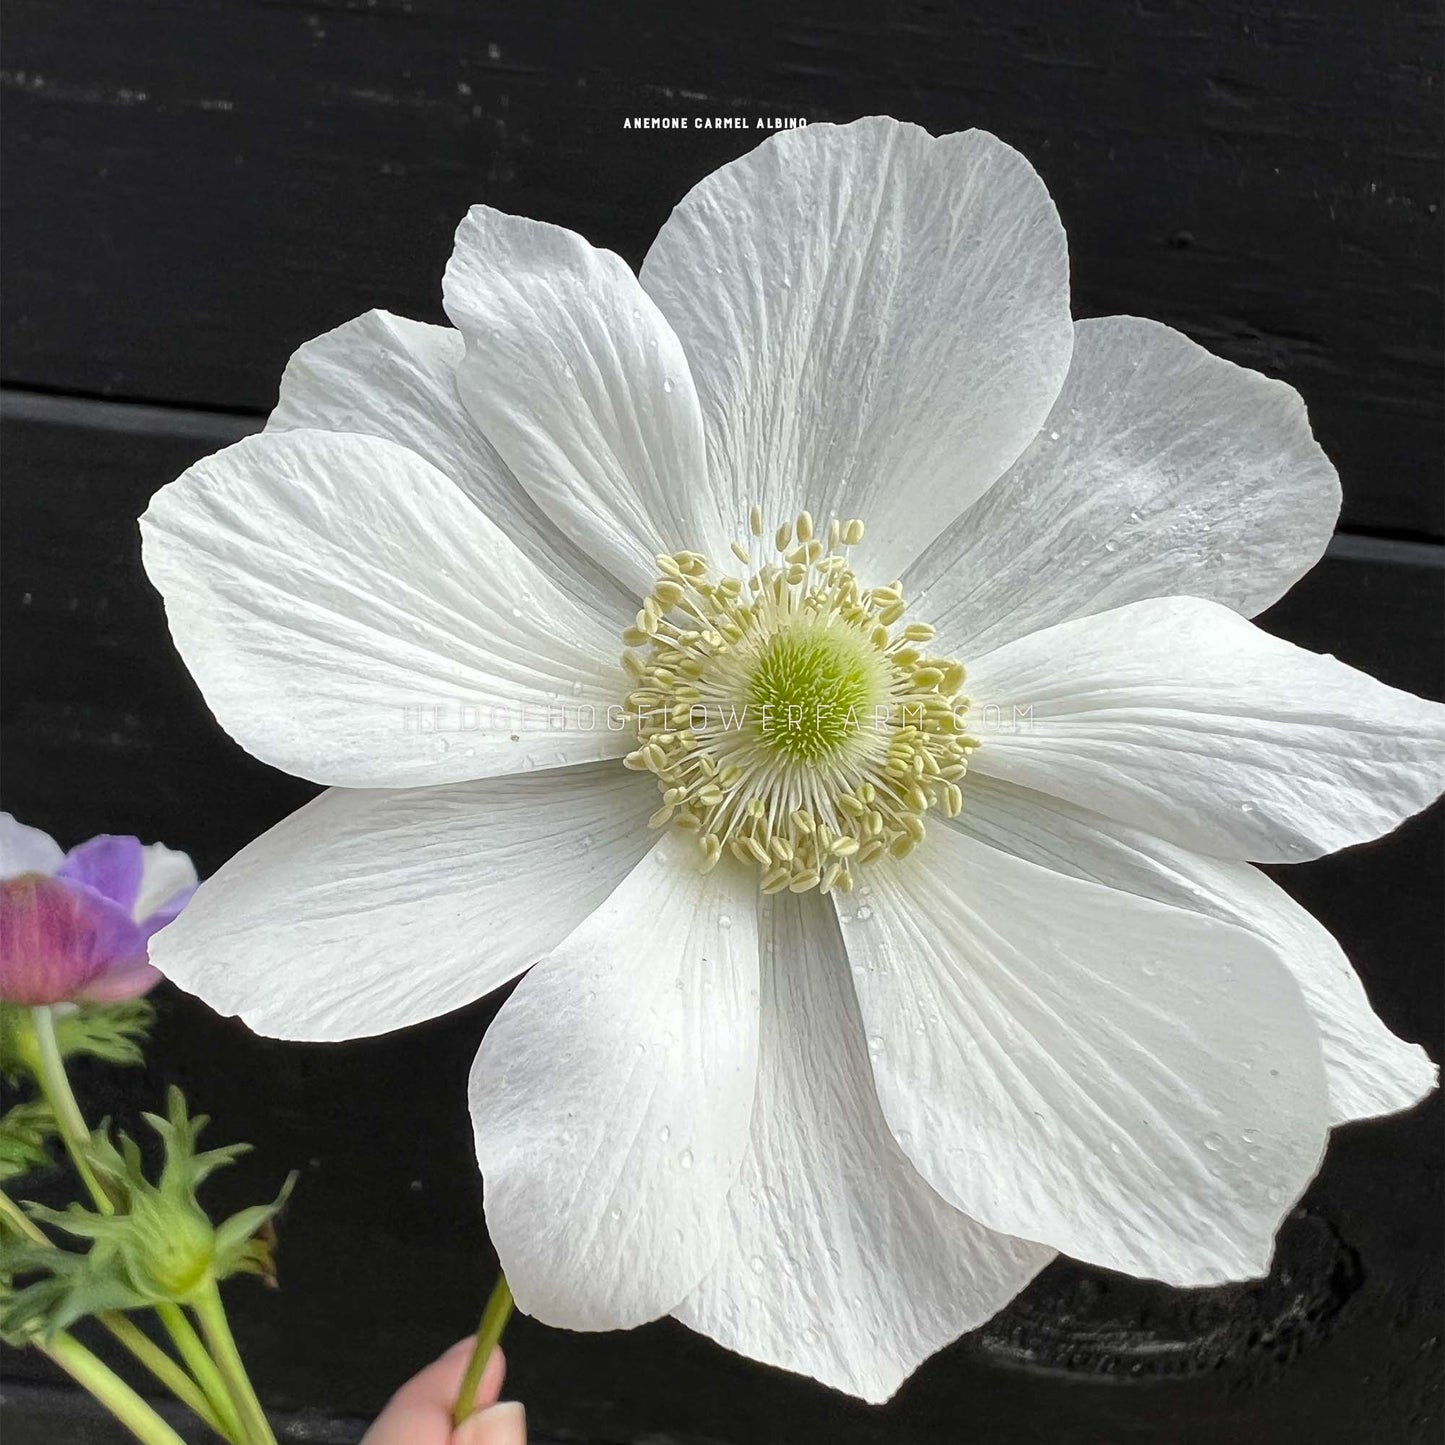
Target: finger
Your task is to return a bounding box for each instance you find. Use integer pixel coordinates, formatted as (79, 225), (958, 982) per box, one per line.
(362, 1342), (507, 1443)
(455, 1401), (527, 1445)
(392, 1338), (508, 1412)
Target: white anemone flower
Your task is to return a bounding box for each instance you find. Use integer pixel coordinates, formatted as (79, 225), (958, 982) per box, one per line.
(141, 118), (1444, 1403)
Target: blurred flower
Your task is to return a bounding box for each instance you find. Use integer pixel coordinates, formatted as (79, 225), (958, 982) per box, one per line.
(141, 117), (1445, 1400)
(0, 816), (196, 1007)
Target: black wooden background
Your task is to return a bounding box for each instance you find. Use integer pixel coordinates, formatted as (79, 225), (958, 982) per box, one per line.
(2, 3), (1442, 1441)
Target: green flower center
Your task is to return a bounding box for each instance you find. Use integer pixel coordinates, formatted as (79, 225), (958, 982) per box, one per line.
(745, 623), (885, 762)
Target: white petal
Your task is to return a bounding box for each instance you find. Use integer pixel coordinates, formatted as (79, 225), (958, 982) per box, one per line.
(133, 844), (198, 923)
(149, 764), (656, 1041)
(840, 827), (1332, 1285)
(141, 428), (630, 788)
(470, 834), (760, 1329)
(908, 316), (1341, 655)
(443, 208), (728, 598)
(267, 310), (632, 624)
(675, 889), (1050, 1403)
(953, 776), (1436, 1125)
(966, 595), (1445, 862)
(0, 815), (63, 879)
(640, 117), (1073, 581)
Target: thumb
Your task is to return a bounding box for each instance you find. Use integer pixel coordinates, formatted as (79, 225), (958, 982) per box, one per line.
(454, 1400), (527, 1445)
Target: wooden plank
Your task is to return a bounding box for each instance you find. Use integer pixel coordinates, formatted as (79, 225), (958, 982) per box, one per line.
(1, 394), (1439, 1441)
(2, 0), (1441, 537)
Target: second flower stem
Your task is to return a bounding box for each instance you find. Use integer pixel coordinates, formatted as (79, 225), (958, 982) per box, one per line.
(28, 1004), (112, 1213)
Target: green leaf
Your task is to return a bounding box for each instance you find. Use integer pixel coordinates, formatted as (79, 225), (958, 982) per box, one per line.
(0, 1100), (57, 1182)
(0, 1001), (154, 1084)
(51, 1000), (155, 1067)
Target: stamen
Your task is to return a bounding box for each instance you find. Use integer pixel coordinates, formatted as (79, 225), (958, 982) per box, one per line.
(619, 508), (977, 893)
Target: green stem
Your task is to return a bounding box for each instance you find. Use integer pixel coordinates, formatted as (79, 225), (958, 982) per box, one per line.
(0, 1185), (47, 1242)
(0, 1188), (237, 1441)
(156, 1301), (246, 1443)
(452, 1273), (514, 1427)
(41, 1330), (189, 1445)
(103, 1313), (239, 1442)
(27, 1004), (112, 1213)
(192, 1279), (276, 1445)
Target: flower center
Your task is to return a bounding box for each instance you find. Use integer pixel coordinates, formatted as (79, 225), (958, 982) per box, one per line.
(620, 509), (977, 895)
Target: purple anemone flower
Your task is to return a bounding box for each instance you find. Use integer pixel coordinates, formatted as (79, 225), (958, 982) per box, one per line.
(0, 814), (197, 1006)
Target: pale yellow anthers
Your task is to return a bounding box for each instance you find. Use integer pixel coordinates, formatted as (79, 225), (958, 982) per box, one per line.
(620, 512), (977, 894)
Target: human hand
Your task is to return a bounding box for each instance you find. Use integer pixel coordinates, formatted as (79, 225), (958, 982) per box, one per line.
(362, 1340), (526, 1444)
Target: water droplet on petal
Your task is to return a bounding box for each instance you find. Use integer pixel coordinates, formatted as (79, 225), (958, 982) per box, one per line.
(658, 1125), (671, 1142)
(678, 1148), (694, 1170)
(1202, 1132), (1225, 1152)
(662, 377), (675, 394)
(867, 1035), (884, 1055)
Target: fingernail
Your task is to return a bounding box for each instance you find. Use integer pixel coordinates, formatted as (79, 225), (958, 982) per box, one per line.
(455, 1399), (526, 1445)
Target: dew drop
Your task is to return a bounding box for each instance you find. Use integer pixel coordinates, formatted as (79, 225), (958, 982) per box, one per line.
(749, 1254), (765, 1274)
(1202, 1132), (1225, 1152)
(609, 1207), (622, 1221)
(1241, 1128), (1260, 1144)
(718, 913), (732, 930)
(1240, 802), (1257, 815)
(678, 1148), (694, 1170)
(867, 1035), (884, 1055)
(856, 905), (874, 921)
(662, 377), (675, 394)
